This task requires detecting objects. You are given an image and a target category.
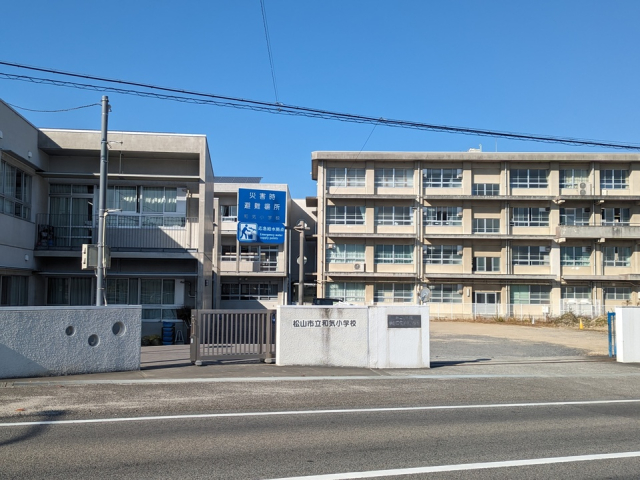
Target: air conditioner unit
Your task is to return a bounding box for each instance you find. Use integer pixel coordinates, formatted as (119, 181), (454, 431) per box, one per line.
(353, 263), (365, 271)
(579, 182), (587, 189)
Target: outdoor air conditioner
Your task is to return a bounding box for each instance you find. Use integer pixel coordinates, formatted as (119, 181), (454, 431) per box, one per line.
(353, 263), (365, 271)
(579, 182), (587, 189)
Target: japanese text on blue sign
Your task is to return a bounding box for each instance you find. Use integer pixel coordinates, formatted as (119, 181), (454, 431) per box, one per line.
(237, 188), (287, 245)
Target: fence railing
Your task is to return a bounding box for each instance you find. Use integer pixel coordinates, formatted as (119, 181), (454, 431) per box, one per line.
(35, 214), (199, 251)
(190, 309), (276, 365)
(426, 302), (614, 321)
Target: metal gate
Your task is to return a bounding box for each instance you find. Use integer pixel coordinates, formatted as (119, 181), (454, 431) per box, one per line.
(190, 309), (276, 365)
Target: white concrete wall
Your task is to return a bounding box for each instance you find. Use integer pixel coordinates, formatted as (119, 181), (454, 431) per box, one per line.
(369, 306), (430, 368)
(0, 306), (141, 379)
(276, 305), (429, 368)
(615, 307), (640, 363)
(277, 306), (369, 367)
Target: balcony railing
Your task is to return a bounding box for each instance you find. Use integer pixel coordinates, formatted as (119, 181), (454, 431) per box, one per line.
(556, 224), (640, 239)
(35, 214), (199, 251)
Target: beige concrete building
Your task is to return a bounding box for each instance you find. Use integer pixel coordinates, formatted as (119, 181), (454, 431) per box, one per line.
(312, 151), (640, 318)
(0, 99), (214, 336)
(212, 179), (317, 308)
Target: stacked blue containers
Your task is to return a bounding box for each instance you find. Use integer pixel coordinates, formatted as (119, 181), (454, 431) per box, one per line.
(162, 321), (175, 345)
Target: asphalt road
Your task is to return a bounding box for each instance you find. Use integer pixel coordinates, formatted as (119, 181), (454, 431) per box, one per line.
(2, 368), (640, 480)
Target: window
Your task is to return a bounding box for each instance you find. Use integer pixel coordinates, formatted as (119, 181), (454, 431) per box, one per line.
(473, 218), (500, 233)
(510, 169), (548, 188)
(140, 279), (178, 320)
(603, 287), (631, 301)
(560, 169), (589, 189)
(327, 205), (365, 225)
(423, 245), (463, 265)
(512, 246), (549, 266)
(47, 277), (93, 305)
(221, 282), (278, 301)
(604, 246), (631, 267)
(375, 206), (413, 226)
(105, 278), (132, 305)
(221, 205), (237, 222)
(374, 284), (413, 303)
(423, 206), (462, 226)
(473, 183), (499, 196)
(374, 245), (414, 264)
(511, 207), (549, 227)
(375, 168), (413, 188)
(326, 282), (365, 302)
(48, 184), (95, 246)
(0, 276), (28, 306)
(602, 208), (630, 226)
(473, 257), (500, 272)
(429, 284), (463, 303)
(105, 186), (186, 228)
(236, 245), (279, 271)
(510, 285), (550, 304)
(560, 208), (590, 226)
(423, 168), (462, 188)
(600, 170), (628, 190)
(326, 244), (365, 263)
(326, 168), (366, 187)
(0, 159), (32, 220)
(562, 287), (591, 300)
(561, 246), (591, 267)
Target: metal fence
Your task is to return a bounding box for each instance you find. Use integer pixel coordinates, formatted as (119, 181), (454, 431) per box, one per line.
(427, 302), (613, 321)
(190, 309), (276, 365)
(35, 214), (198, 251)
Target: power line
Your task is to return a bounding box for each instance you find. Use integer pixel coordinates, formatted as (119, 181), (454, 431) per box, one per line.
(5, 101), (100, 113)
(1, 60), (640, 151)
(260, 0), (280, 103)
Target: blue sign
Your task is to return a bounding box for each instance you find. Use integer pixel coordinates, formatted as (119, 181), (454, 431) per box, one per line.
(237, 188), (287, 244)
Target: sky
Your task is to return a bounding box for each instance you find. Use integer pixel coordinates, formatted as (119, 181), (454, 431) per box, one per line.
(1, 1), (639, 198)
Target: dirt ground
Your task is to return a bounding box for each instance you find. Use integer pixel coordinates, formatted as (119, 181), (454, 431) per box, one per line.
(431, 321), (610, 356)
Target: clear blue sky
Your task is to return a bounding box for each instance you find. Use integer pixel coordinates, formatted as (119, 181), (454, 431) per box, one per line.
(2, 1), (639, 198)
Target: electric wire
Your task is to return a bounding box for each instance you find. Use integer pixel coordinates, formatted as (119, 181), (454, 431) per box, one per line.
(1, 61), (640, 151)
(260, 0), (280, 103)
(5, 101), (100, 113)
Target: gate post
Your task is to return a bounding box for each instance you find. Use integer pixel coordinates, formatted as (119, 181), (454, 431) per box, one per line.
(607, 311), (616, 358)
(264, 311), (275, 364)
(190, 310), (200, 365)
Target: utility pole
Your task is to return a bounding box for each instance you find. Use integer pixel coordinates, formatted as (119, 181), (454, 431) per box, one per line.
(96, 96), (109, 306)
(294, 220), (309, 305)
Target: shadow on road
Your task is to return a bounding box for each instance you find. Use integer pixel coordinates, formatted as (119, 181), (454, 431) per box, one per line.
(0, 410), (66, 447)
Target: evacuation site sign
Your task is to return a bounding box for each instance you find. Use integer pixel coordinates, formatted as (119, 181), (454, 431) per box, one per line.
(237, 188), (286, 245)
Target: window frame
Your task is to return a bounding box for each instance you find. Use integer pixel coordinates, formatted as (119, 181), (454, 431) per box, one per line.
(374, 244), (414, 264)
(326, 244), (366, 264)
(422, 168), (462, 188)
(326, 282), (365, 303)
(326, 168), (366, 187)
(374, 283), (414, 303)
(374, 168), (413, 188)
(511, 207), (550, 227)
(423, 245), (463, 265)
(603, 246), (631, 267)
(510, 169), (548, 189)
(600, 169), (628, 190)
(510, 285), (551, 304)
(375, 206), (413, 226)
(423, 206), (462, 226)
(326, 205), (366, 225)
(512, 246), (550, 266)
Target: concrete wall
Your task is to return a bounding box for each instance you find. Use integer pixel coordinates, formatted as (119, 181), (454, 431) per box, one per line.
(276, 305), (429, 368)
(0, 306), (141, 379)
(615, 307), (640, 363)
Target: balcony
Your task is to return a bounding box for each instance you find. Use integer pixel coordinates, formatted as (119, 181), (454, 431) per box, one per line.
(35, 214), (199, 252)
(556, 224), (640, 240)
